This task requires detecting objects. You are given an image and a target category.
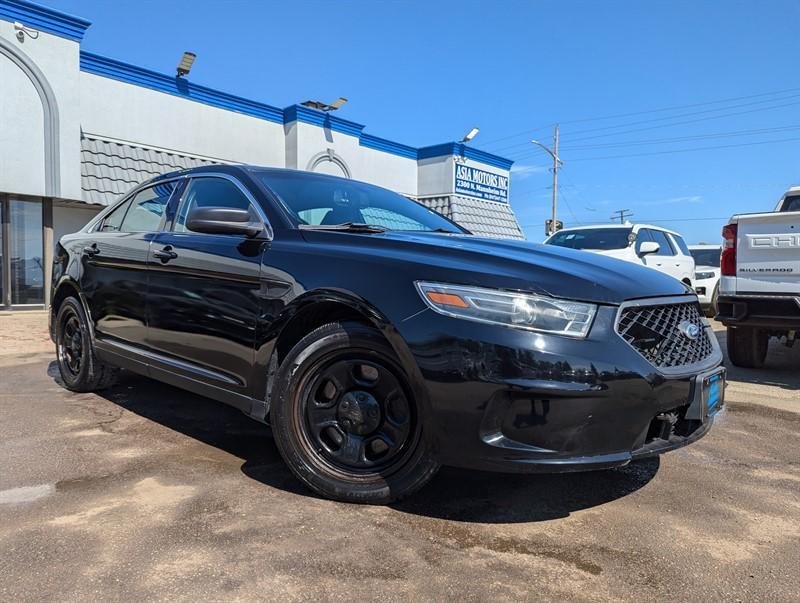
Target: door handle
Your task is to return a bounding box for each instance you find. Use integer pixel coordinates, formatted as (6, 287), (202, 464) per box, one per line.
(153, 246), (178, 262)
(83, 243), (99, 257)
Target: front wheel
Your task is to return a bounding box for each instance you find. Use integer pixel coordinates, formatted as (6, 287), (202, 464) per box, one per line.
(270, 321), (439, 504)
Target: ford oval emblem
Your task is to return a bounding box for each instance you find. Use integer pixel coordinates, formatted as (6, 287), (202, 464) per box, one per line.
(679, 320), (701, 340)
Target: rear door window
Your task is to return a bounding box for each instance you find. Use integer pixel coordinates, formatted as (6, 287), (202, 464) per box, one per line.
(119, 182), (178, 233)
(646, 229), (676, 256)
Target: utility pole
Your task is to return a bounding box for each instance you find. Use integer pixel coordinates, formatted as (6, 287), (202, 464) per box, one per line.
(531, 125), (563, 235)
(611, 209), (634, 224)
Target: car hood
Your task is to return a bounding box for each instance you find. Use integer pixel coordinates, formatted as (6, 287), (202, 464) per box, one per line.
(301, 230), (691, 305)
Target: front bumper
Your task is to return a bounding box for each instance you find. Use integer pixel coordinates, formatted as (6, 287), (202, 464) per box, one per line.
(694, 277), (717, 306)
(399, 303), (723, 473)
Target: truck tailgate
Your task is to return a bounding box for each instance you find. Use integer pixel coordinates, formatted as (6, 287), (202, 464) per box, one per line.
(735, 211), (800, 293)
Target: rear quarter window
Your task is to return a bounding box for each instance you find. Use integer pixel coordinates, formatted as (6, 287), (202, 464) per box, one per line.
(781, 196), (800, 212)
(670, 233), (691, 256)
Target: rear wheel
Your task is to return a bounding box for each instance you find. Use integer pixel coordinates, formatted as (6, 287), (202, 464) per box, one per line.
(270, 321), (439, 503)
(726, 325), (768, 368)
(55, 297), (118, 392)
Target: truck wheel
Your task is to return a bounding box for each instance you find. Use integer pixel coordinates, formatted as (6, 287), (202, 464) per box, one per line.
(726, 326), (768, 368)
(710, 283), (720, 318)
(270, 321), (440, 504)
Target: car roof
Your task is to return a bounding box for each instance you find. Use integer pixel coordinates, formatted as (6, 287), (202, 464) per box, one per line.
(151, 164), (357, 186)
(554, 223), (681, 236)
(688, 244), (722, 249)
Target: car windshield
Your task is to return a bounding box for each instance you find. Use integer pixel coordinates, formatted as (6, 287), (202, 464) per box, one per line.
(690, 248), (721, 267)
(255, 171), (466, 233)
(547, 228), (633, 250)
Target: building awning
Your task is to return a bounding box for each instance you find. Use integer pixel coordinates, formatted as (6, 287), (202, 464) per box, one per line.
(80, 135), (219, 206)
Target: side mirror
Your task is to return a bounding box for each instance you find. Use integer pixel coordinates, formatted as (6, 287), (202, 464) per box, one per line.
(638, 241), (660, 256)
(185, 207), (263, 238)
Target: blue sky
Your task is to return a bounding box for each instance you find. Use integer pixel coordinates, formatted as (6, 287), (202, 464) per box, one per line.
(49, 0), (800, 243)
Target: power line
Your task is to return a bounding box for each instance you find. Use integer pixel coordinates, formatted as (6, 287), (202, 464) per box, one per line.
(551, 85), (800, 127)
(558, 93), (800, 140)
(492, 94), (800, 155)
(480, 85), (800, 151)
(564, 135), (800, 162)
(610, 209), (634, 224)
(558, 124), (800, 151)
(506, 99), (800, 161)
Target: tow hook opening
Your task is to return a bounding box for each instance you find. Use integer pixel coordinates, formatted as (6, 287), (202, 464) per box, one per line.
(646, 405), (701, 445)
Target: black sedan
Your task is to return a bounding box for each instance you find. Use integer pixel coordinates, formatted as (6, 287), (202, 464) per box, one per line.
(50, 165), (725, 503)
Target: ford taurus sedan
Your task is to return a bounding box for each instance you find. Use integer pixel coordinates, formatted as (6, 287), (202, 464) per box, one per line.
(50, 165), (725, 503)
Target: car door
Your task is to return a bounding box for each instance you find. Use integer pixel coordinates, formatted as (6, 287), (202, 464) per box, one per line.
(667, 233), (695, 283)
(81, 180), (180, 346)
(145, 174), (268, 400)
(641, 228), (683, 281)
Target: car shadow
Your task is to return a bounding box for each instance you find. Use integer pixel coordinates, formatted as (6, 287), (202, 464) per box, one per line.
(713, 325), (800, 391)
(48, 362), (660, 523)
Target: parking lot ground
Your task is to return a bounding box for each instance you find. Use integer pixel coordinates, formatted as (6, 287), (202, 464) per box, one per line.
(1, 313), (798, 602)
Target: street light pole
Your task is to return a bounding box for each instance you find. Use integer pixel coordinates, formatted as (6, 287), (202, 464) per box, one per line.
(532, 125), (562, 235)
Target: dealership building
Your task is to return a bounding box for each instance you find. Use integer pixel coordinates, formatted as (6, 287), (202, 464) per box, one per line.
(0, 0), (522, 310)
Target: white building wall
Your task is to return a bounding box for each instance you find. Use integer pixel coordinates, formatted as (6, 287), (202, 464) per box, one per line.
(53, 203), (99, 242)
(0, 50), (45, 196)
(79, 72), (287, 166)
(289, 122), (418, 196)
(0, 21), (82, 199)
(418, 156), (454, 198)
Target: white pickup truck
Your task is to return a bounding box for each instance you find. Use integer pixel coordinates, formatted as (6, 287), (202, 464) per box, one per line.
(717, 187), (800, 367)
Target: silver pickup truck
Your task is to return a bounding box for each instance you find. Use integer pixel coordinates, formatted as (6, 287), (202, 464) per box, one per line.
(717, 187), (800, 367)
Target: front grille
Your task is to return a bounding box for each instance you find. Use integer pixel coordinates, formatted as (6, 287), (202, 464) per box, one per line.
(616, 300), (714, 369)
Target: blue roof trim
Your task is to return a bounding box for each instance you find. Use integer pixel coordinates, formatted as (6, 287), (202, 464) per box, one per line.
(0, 0), (91, 41)
(360, 134), (418, 160)
(79, 51), (513, 169)
(283, 104), (365, 138)
(418, 143), (514, 170)
(80, 52), (284, 124)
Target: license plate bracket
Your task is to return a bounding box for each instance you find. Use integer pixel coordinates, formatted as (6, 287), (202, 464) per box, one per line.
(685, 366), (726, 421)
(701, 367), (725, 418)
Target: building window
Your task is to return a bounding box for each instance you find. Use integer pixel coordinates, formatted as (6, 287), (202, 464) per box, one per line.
(9, 199), (44, 306)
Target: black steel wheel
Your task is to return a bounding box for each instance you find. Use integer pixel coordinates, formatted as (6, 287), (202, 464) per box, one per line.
(271, 321), (439, 503)
(59, 312), (84, 378)
(300, 355), (414, 473)
(55, 297), (118, 392)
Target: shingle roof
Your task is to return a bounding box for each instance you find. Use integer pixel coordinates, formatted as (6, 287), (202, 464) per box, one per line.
(419, 195), (524, 240)
(81, 135), (219, 205)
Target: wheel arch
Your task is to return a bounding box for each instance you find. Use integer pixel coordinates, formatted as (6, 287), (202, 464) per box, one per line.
(264, 289), (431, 422)
(50, 277), (94, 343)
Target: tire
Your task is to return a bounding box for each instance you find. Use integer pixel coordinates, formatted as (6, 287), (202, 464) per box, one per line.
(710, 282), (720, 318)
(726, 325), (768, 368)
(55, 297), (118, 392)
(270, 321), (439, 504)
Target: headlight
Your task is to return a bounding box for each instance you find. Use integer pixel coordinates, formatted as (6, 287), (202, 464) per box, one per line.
(695, 271), (715, 280)
(415, 281), (597, 338)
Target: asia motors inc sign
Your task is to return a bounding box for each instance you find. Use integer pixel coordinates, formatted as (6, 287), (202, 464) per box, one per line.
(454, 165), (509, 203)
